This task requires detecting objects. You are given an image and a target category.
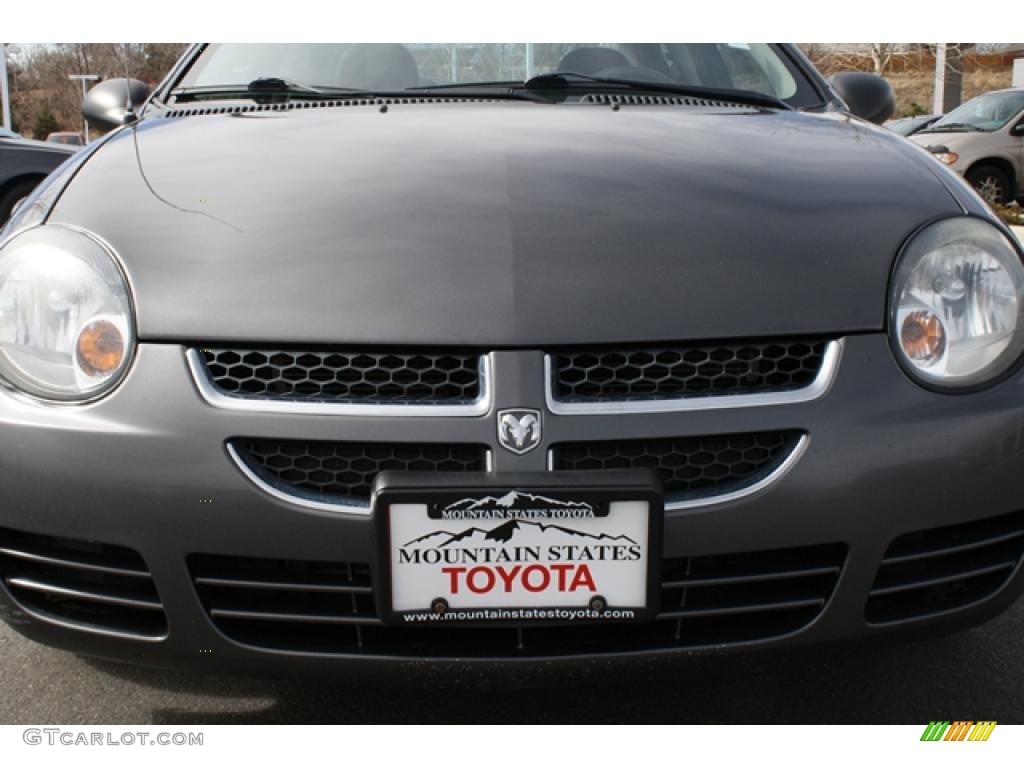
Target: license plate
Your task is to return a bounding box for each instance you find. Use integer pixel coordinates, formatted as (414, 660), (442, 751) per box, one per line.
(373, 471), (662, 626)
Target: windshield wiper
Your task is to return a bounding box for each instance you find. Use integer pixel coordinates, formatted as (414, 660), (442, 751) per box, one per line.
(173, 79), (554, 104)
(247, 77), (328, 95)
(410, 74), (790, 109)
(172, 78), (372, 102)
(517, 72), (792, 110)
(920, 122), (984, 133)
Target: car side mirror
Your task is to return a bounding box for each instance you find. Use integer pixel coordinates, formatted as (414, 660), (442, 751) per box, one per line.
(82, 78), (152, 132)
(829, 72), (896, 125)
(1011, 120), (1024, 137)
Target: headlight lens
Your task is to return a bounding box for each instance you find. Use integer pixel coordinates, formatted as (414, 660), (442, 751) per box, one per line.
(934, 151), (959, 166)
(890, 217), (1024, 389)
(0, 226), (134, 400)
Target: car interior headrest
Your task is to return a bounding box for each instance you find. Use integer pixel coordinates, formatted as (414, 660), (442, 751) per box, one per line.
(557, 47), (630, 76)
(335, 44), (420, 90)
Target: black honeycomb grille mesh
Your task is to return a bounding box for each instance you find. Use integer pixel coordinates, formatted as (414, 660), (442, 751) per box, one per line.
(198, 348), (481, 403)
(233, 439), (488, 504)
(552, 431), (801, 500)
(552, 339), (830, 401)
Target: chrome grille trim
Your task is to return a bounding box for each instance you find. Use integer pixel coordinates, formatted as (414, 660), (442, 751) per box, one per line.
(186, 348), (493, 417)
(229, 436), (805, 516)
(0, 528), (168, 641)
(226, 442), (495, 516)
(665, 433), (808, 512)
(0, 546), (152, 578)
(227, 442), (367, 515)
(547, 434), (809, 512)
(545, 339), (843, 415)
(5, 577), (164, 611)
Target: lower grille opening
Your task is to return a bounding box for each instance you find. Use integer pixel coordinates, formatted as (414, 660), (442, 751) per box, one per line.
(551, 431), (803, 504)
(0, 528), (166, 638)
(190, 542), (845, 657)
(229, 439), (489, 509)
(189, 554), (376, 651)
(866, 511), (1024, 624)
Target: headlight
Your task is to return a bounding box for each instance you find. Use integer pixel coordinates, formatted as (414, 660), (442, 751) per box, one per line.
(934, 151), (959, 166)
(890, 217), (1024, 390)
(0, 226), (134, 401)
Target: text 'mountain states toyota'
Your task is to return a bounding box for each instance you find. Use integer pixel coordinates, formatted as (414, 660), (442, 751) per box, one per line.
(1, 43), (1023, 672)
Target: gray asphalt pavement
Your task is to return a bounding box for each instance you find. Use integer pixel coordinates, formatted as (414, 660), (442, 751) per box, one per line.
(1, 600), (1022, 724)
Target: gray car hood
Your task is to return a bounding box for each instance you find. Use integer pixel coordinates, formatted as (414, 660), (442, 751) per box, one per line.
(49, 101), (960, 346)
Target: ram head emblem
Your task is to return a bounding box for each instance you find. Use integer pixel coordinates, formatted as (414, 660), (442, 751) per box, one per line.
(497, 409), (542, 455)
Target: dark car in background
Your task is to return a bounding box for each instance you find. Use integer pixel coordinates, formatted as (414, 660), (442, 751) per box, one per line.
(0, 130), (77, 224)
(1, 43), (1023, 675)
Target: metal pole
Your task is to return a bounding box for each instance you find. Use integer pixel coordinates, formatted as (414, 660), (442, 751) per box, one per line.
(68, 74), (99, 141)
(0, 44), (12, 131)
(932, 43), (964, 115)
(80, 79), (88, 139)
(932, 44), (946, 115)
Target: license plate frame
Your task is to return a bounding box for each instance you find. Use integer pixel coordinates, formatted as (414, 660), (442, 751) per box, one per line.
(372, 470), (663, 627)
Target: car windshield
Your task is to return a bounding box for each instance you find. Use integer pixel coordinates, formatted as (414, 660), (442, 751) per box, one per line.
(887, 117), (922, 136)
(926, 91), (1024, 132)
(178, 43), (806, 103)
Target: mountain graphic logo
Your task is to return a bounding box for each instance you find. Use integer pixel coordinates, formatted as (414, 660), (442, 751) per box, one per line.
(441, 490), (593, 513)
(403, 518), (638, 549)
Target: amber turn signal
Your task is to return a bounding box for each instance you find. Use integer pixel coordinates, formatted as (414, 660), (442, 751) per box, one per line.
(76, 319), (125, 377)
(900, 310), (946, 365)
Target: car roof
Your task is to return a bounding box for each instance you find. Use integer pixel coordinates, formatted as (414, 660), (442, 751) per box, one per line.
(1, 135), (78, 153)
(984, 87), (1024, 95)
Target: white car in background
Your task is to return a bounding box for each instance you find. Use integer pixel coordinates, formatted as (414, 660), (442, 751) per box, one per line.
(910, 88), (1024, 205)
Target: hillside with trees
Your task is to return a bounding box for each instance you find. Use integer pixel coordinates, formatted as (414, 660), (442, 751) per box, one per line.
(799, 43), (1016, 116)
(3, 43), (187, 138)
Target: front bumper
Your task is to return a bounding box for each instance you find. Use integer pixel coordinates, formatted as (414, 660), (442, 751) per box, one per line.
(1, 332), (1023, 674)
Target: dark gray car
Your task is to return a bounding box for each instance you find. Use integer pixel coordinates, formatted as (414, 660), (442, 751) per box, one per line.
(0, 130), (77, 224)
(0, 43), (1022, 674)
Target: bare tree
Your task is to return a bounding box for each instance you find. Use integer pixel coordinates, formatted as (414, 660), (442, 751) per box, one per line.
(10, 43), (186, 135)
(800, 43), (917, 77)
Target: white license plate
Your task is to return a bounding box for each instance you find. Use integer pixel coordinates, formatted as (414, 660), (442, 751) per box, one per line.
(381, 489), (655, 624)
